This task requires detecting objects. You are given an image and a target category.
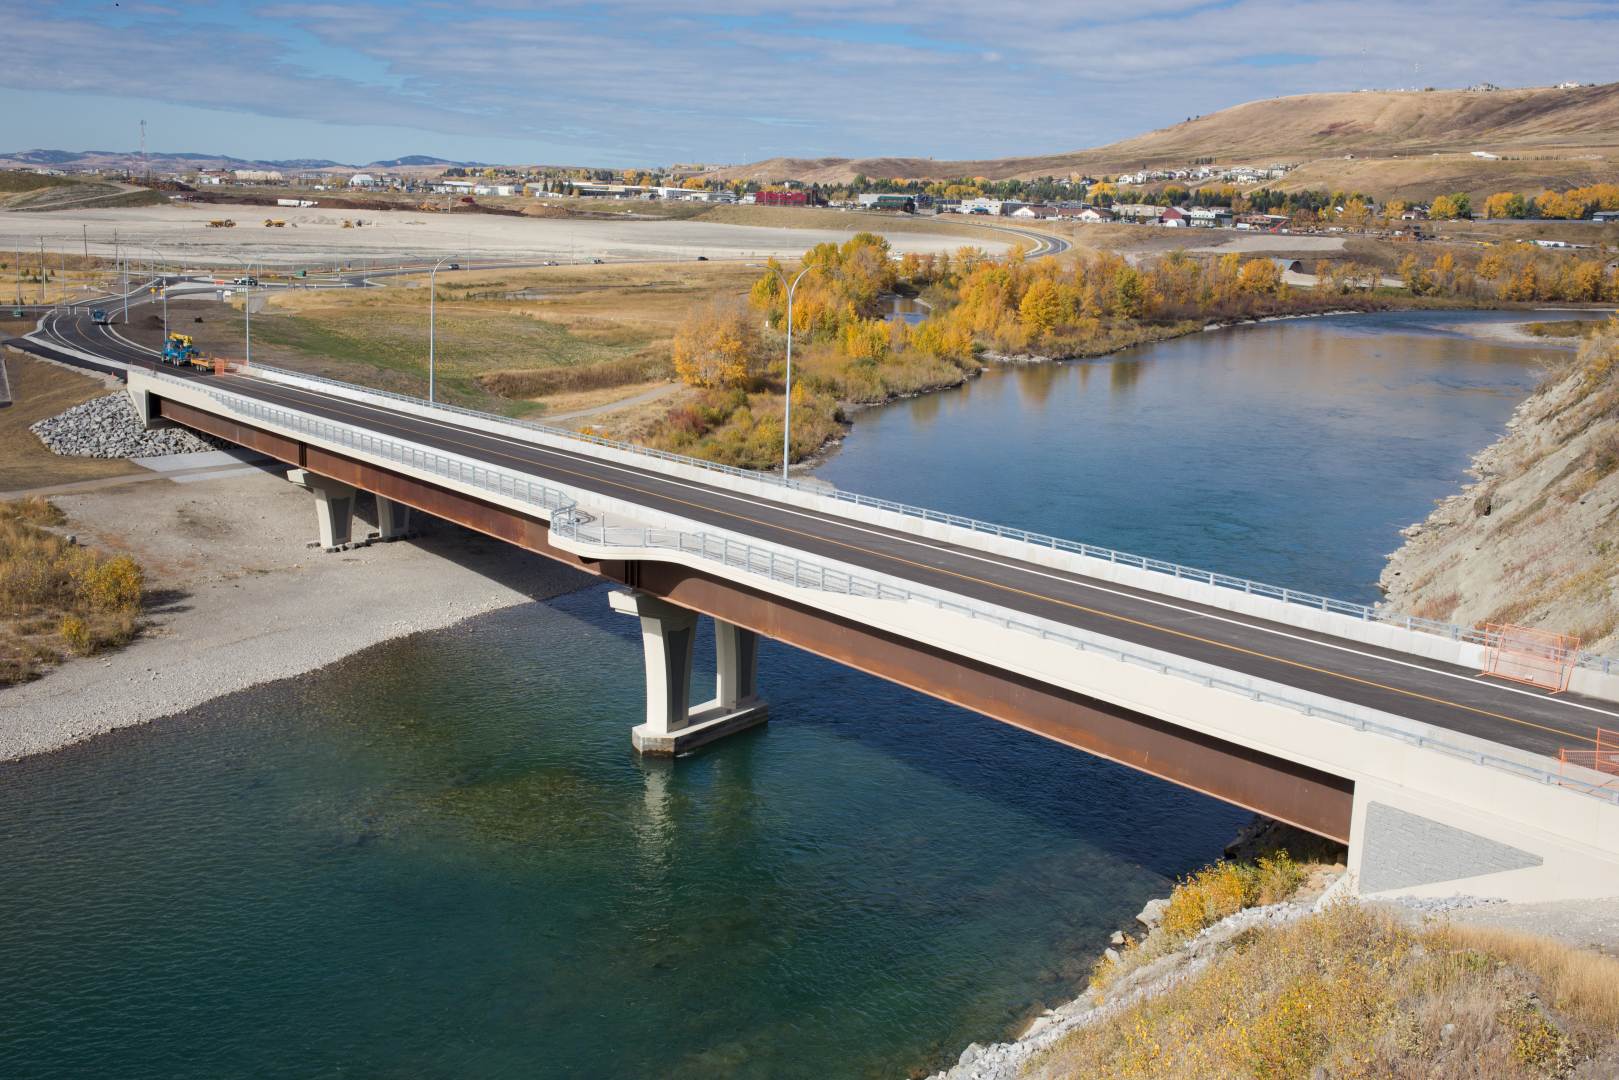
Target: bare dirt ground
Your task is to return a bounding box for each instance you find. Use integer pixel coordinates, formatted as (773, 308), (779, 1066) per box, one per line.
(0, 203), (1007, 270)
(0, 465), (593, 762)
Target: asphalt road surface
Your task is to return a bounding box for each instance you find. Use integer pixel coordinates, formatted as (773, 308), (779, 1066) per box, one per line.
(16, 274), (1613, 765)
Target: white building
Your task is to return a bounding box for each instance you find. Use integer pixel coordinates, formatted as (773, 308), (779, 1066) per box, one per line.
(348, 173), (377, 188)
(958, 197), (1004, 215)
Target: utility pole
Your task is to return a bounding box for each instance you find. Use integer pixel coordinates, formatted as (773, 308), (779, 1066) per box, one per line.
(38, 237), (46, 305)
(81, 223), (88, 264)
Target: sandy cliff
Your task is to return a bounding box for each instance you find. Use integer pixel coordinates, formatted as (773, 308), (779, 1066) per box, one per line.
(1380, 322), (1619, 653)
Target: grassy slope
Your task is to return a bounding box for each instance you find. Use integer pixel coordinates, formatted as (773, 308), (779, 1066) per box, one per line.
(705, 82), (1619, 194)
(1029, 902), (1619, 1079)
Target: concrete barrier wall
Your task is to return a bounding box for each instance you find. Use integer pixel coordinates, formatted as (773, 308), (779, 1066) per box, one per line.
(241, 367), (1619, 702)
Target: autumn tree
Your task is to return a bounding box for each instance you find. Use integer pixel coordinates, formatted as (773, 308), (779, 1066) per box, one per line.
(1237, 258), (1282, 296)
(1019, 278), (1065, 338)
(1483, 191), (1527, 219)
(672, 301), (765, 389)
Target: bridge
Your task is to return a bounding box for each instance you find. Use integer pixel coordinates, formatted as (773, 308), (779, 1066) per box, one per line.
(14, 282), (1619, 905)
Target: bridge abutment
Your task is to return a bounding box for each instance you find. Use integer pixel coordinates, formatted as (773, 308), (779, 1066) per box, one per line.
(610, 589), (767, 755)
(287, 468), (356, 550)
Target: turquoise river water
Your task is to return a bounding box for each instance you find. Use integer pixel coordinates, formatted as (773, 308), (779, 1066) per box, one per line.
(0, 309), (1580, 1078)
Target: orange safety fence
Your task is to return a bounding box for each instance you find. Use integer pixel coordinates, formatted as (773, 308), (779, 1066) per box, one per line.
(1480, 622), (1580, 693)
(1558, 727), (1619, 791)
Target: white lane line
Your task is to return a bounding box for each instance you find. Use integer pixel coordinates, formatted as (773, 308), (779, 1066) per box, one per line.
(226, 375), (1619, 725)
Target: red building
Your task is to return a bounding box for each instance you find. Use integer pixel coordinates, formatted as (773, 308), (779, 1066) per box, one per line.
(754, 190), (808, 206)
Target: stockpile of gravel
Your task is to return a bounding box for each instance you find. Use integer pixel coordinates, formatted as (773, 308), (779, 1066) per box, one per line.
(31, 393), (228, 458)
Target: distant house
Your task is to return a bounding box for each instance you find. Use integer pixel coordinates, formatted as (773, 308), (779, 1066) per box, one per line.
(1075, 207), (1115, 223)
(1593, 210), (1619, 223)
(858, 193), (915, 211)
(958, 197), (1004, 215)
(1113, 203), (1167, 223)
(1158, 207), (1191, 227)
(756, 190), (808, 206)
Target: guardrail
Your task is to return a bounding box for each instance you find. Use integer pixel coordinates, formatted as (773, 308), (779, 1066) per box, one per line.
(239, 362), (1616, 676)
(148, 367), (1619, 808)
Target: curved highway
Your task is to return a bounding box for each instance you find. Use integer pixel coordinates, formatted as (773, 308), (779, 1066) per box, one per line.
(14, 279), (1618, 767)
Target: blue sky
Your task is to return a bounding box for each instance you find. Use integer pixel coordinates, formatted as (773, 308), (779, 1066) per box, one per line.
(2, 0), (1614, 167)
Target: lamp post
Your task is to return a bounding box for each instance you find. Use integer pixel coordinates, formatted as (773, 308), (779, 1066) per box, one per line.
(427, 254), (457, 403)
(767, 264), (814, 480)
(143, 245), (168, 340)
(227, 255), (261, 365)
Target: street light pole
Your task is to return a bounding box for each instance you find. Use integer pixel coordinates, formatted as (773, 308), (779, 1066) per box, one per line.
(144, 245), (168, 340)
(768, 264), (814, 480)
(228, 255), (260, 366)
(427, 254), (456, 403)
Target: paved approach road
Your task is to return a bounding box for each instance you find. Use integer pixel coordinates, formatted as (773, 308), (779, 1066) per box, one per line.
(17, 270), (1615, 765)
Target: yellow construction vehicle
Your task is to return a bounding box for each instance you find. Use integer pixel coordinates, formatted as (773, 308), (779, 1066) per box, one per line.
(342, 219), (354, 229)
(264, 219), (286, 228)
(206, 219), (236, 228)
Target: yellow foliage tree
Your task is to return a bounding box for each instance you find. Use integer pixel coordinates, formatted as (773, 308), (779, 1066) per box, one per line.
(672, 302), (764, 389)
(1019, 278), (1065, 338)
(1237, 258), (1282, 296)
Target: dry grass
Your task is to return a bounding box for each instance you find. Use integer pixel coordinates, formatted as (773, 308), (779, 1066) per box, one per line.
(171, 262), (760, 416)
(0, 497), (145, 684)
(1090, 855), (1310, 1000)
(1030, 903), (1619, 1080)
(0, 351), (142, 493)
(706, 83), (1619, 184)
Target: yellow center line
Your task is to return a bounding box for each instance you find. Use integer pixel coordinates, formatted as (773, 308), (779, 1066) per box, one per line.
(225, 375), (1597, 748)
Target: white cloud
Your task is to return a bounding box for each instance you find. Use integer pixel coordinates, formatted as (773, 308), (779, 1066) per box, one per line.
(3, 0), (1613, 164)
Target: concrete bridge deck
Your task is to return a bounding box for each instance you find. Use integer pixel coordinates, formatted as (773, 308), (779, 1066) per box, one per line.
(17, 298), (1619, 903)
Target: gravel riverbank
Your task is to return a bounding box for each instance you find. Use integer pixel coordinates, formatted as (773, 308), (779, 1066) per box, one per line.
(0, 466), (593, 762)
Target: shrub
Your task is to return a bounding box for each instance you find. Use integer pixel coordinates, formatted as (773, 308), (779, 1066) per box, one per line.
(76, 555), (143, 613)
(58, 614), (92, 655)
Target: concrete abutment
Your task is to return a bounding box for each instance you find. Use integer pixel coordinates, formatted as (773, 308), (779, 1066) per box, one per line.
(610, 589), (767, 755)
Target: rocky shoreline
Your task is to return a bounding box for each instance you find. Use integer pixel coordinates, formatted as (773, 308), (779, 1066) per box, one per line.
(1379, 321), (1619, 652)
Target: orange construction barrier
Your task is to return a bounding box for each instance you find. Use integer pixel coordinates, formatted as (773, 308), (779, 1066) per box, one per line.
(1558, 727), (1619, 791)
(1480, 622), (1579, 693)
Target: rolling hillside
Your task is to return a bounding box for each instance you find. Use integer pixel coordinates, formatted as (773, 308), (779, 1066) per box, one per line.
(705, 82), (1619, 197)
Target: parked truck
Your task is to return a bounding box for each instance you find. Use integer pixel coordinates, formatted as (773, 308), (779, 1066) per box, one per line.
(160, 333), (208, 371)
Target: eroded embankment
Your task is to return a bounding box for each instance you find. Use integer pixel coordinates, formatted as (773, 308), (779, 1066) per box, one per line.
(1380, 321), (1619, 652)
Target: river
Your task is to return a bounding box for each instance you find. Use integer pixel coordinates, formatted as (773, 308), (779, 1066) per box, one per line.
(0, 309), (1576, 1078)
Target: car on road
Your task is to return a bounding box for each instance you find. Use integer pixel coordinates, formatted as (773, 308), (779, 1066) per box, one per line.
(696, 255), (708, 261)
(233, 276), (259, 286)
(447, 263), (460, 271)
(591, 258), (604, 264)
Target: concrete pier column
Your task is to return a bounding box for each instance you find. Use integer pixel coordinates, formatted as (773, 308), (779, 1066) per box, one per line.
(713, 619), (760, 710)
(286, 468), (356, 551)
(609, 590), (767, 755)
(375, 496), (411, 541)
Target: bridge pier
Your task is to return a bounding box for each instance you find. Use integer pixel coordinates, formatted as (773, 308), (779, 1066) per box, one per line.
(374, 496), (411, 541)
(286, 468), (355, 551)
(610, 589), (767, 755)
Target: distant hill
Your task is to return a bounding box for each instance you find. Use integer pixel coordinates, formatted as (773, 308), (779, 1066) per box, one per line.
(703, 82), (1619, 198)
(0, 149), (485, 175)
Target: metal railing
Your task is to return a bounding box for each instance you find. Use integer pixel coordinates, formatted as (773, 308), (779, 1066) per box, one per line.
(241, 362), (1616, 676)
(155, 368), (1619, 808)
